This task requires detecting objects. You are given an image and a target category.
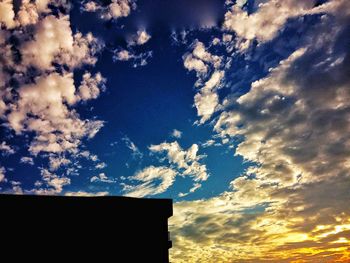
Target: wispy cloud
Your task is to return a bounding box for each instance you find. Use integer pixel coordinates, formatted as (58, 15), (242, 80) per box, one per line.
(122, 135), (143, 159)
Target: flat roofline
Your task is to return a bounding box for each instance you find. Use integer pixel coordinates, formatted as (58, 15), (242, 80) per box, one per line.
(0, 194), (173, 217)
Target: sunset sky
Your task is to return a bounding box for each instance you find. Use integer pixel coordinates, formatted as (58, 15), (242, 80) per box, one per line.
(0, 0), (349, 262)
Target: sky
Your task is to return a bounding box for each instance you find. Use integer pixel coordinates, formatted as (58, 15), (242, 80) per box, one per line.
(0, 0), (350, 262)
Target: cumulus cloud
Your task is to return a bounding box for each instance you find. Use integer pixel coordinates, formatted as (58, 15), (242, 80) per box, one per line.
(127, 30), (151, 46)
(194, 70), (225, 123)
(149, 141), (208, 195)
(20, 15), (103, 70)
(34, 168), (71, 194)
(49, 156), (71, 171)
(0, 1), (105, 194)
(6, 73), (105, 155)
(114, 49), (132, 61)
(183, 40), (222, 77)
(78, 72), (106, 101)
(183, 40), (225, 123)
(0, 0), (16, 29)
(81, 0), (135, 20)
(171, 1), (350, 261)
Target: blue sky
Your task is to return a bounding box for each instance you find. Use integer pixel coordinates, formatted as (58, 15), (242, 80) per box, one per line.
(1, 0), (251, 200)
(1, 0), (350, 262)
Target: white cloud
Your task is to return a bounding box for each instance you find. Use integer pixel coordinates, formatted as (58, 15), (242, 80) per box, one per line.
(194, 90), (219, 124)
(78, 72), (106, 101)
(0, 0), (16, 29)
(122, 166), (177, 197)
(21, 15), (74, 70)
(149, 141), (209, 192)
(7, 72), (104, 155)
(178, 183), (201, 197)
(20, 157), (34, 166)
(201, 139), (216, 148)
(82, 0), (134, 20)
(183, 41), (225, 123)
(95, 162), (107, 169)
(222, 0), (341, 51)
(49, 156), (71, 171)
(0, 167), (6, 183)
(171, 129), (183, 139)
(0, 1), (106, 193)
(20, 15), (102, 71)
(115, 49), (132, 61)
(113, 49), (153, 67)
(65, 191), (109, 196)
(183, 54), (209, 76)
(191, 41), (222, 69)
(183, 40), (222, 77)
(0, 141), (15, 155)
(38, 168), (71, 194)
(90, 173), (116, 184)
(127, 30), (151, 46)
(17, 0), (40, 26)
(121, 140), (209, 197)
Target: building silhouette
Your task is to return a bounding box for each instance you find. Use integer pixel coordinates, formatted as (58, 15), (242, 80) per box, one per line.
(0, 194), (172, 263)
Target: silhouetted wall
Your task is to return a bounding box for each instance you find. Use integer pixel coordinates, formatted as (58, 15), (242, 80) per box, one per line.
(0, 194), (172, 263)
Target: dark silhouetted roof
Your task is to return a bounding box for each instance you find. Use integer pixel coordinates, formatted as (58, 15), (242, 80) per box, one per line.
(1, 194), (173, 262)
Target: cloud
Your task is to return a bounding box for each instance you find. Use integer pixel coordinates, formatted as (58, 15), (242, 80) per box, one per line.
(183, 40), (225, 123)
(171, 129), (182, 139)
(90, 173), (116, 184)
(0, 1), (105, 193)
(6, 73), (105, 155)
(122, 166), (177, 197)
(201, 139), (218, 148)
(149, 141), (208, 195)
(113, 49), (153, 67)
(65, 191), (109, 196)
(171, 2), (350, 261)
(0, 167), (6, 183)
(20, 15), (103, 70)
(95, 162), (107, 169)
(178, 183), (201, 197)
(49, 156), (71, 171)
(81, 0), (135, 20)
(122, 135), (143, 159)
(121, 140), (209, 197)
(78, 72), (106, 101)
(114, 49), (132, 61)
(0, 0), (16, 29)
(20, 157), (34, 166)
(0, 141), (15, 155)
(183, 40), (222, 77)
(127, 30), (151, 46)
(222, 0), (344, 51)
(170, 174), (350, 262)
(35, 168), (71, 194)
